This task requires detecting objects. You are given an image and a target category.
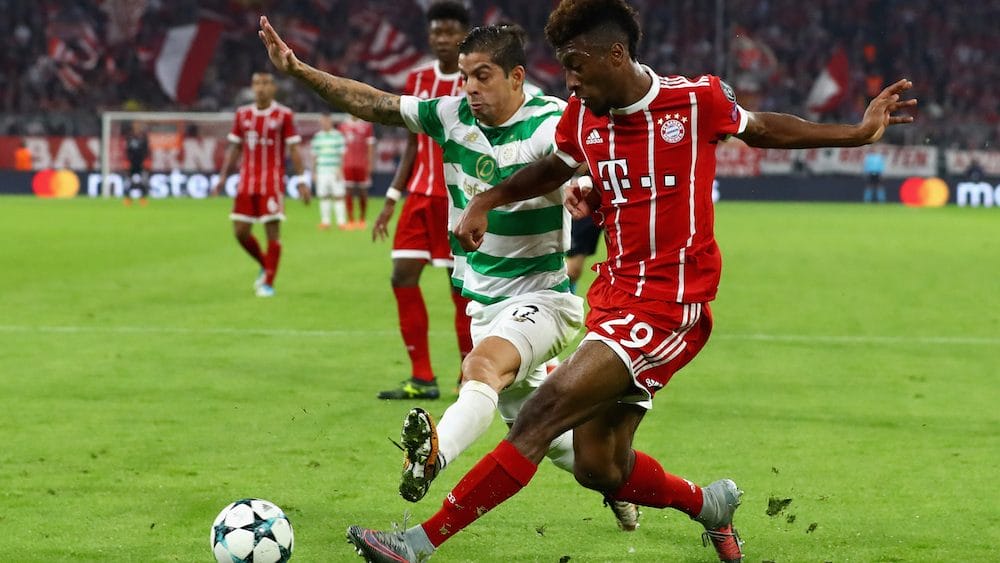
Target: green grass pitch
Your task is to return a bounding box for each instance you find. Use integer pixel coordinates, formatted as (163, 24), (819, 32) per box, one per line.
(0, 196), (997, 562)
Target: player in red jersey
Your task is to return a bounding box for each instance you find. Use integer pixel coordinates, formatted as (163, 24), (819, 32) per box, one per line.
(371, 1), (473, 400)
(338, 115), (376, 229)
(213, 72), (309, 298)
(346, 1), (916, 561)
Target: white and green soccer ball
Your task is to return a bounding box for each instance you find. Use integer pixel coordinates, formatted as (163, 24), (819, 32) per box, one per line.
(211, 498), (294, 563)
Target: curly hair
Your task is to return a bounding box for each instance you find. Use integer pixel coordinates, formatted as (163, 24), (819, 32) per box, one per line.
(426, 0), (470, 28)
(459, 24), (527, 75)
(544, 0), (642, 61)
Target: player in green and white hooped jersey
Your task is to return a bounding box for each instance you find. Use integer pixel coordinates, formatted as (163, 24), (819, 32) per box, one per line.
(310, 114), (347, 229)
(259, 18), (640, 538)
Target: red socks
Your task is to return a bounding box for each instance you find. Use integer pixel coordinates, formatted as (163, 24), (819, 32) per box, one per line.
(345, 193), (354, 222)
(450, 291), (473, 360)
(611, 450), (704, 517)
(392, 286), (433, 382)
(238, 235), (265, 267)
(264, 240), (281, 286)
(422, 440), (537, 547)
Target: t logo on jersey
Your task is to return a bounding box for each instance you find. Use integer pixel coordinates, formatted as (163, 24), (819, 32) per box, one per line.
(597, 159), (677, 204)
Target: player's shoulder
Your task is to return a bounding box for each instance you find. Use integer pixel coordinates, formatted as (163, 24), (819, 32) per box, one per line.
(272, 102), (295, 115)
(526, 93), (567, 112)
(407, 60), (438, 80)
(657, 73), (716, 92)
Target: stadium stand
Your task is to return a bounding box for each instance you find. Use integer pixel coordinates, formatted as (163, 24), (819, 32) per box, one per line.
(0, 0), (997, 150)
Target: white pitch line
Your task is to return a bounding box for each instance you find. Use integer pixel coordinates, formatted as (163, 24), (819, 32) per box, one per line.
(0, 324), (996, 346)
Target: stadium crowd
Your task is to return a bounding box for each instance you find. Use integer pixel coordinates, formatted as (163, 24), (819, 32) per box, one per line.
(0, 0), (996, 149)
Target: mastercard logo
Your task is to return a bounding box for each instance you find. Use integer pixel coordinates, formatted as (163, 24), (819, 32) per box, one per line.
(899, 177), (949, 207)
(32, 169), (81, 198)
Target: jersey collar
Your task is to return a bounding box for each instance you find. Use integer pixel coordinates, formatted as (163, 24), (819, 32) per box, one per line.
(251, 101), (276, 115)
(435, 60), (461, 80)
(610, 65), (659, 116)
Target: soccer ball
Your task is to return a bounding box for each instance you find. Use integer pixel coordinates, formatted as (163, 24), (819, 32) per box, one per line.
(211, 498), (294, 563)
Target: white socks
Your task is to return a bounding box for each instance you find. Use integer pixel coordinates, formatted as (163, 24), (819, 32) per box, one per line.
(334, 199), (347, 226)
(319, 199), (332, 225)
(436, 380), (499, 468)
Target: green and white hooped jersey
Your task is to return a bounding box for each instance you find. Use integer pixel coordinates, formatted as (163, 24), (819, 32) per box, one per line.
(399, 93), (571, 305)
(311, 129), (346, 174)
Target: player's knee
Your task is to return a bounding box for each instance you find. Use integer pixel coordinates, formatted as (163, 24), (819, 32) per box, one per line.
(390, 261), (422, 287)
(460, 354), (511, 393)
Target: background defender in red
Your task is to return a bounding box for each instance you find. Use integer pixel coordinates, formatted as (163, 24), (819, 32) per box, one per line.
(338, 115), (376, 229)
(213, 71), (310, 298)
(371, 1), (473, 400)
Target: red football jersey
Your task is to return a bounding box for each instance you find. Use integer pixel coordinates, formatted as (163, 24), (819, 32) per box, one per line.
(338, 118), (375, 173)
(227, 102), (301, 196)
(554, 69), (748, 303)
(402, 61), (463, 198)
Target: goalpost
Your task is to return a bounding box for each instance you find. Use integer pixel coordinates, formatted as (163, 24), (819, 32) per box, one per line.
(99, 111), (345, 198)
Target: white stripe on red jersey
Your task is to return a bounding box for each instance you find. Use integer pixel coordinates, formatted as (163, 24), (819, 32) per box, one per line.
(402, 60), (462, 198)
(228, 102), (300, 196)
(554, 67), (748, 303)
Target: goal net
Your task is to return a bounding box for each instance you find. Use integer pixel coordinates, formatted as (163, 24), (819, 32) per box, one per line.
(99, 111), (347, 198)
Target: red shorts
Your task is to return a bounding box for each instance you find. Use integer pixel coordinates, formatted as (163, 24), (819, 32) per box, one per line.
(230, 192), (284, 223)
(392, 193), (452, 267)
(343, 166), (371, 187)
(582, 276), (713, 409)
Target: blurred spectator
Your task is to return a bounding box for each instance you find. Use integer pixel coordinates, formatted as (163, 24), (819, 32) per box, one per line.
(13, 140), (31, 170)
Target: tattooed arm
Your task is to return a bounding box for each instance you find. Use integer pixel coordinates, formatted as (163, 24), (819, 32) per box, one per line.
(258, 16), (405, 127)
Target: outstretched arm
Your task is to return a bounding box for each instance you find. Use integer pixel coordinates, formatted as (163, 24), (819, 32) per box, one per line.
(259, 16), (405, 127)
(738, 79), (917, 149)
(453, 153), (577, 252)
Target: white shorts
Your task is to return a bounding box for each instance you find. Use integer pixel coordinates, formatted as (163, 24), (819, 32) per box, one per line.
(315, 170), (345, 198)
(466, 290), (584, 423)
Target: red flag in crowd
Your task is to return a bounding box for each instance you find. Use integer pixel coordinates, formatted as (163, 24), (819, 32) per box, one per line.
(283, 19), (320, 57)
(806, 47), (850, 114)
(154, 20), (224, 104)
(364, 19), (426, 88)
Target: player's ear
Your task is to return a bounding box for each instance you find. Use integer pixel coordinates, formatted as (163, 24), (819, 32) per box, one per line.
(510, 65), (525, 87)
(609, 42), (628, 67)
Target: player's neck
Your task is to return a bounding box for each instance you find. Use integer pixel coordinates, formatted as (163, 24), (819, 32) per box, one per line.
(255, 100), (274, 110)
(438, 57), (459, 75)
(616, 61), (653, 109)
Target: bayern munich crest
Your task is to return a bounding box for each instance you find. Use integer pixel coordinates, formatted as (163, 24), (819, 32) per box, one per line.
(659, 114), (686, 144)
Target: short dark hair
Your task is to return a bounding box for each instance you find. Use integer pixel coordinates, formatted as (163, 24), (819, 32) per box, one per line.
(544, 0), (642, 61)
(458, 24), (528, 76)
(426, 1), (470, 28)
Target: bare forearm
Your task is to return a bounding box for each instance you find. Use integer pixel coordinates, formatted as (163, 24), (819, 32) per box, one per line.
(473, 154), (575, 210)
(219, 144), (240, 177)
(739, 112), (868, 149)
(289, 145), (304, 176)
(388, 133), (418, 191)
(290, 63), (404, 127)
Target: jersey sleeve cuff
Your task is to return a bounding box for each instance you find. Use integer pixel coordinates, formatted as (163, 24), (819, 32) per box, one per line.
(227, 133), (242, 144)
(554, 149), (582, 168)
(399, 96), (425, 134)
(285, 135), (302, 144)
(735, 105), (749, 135)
